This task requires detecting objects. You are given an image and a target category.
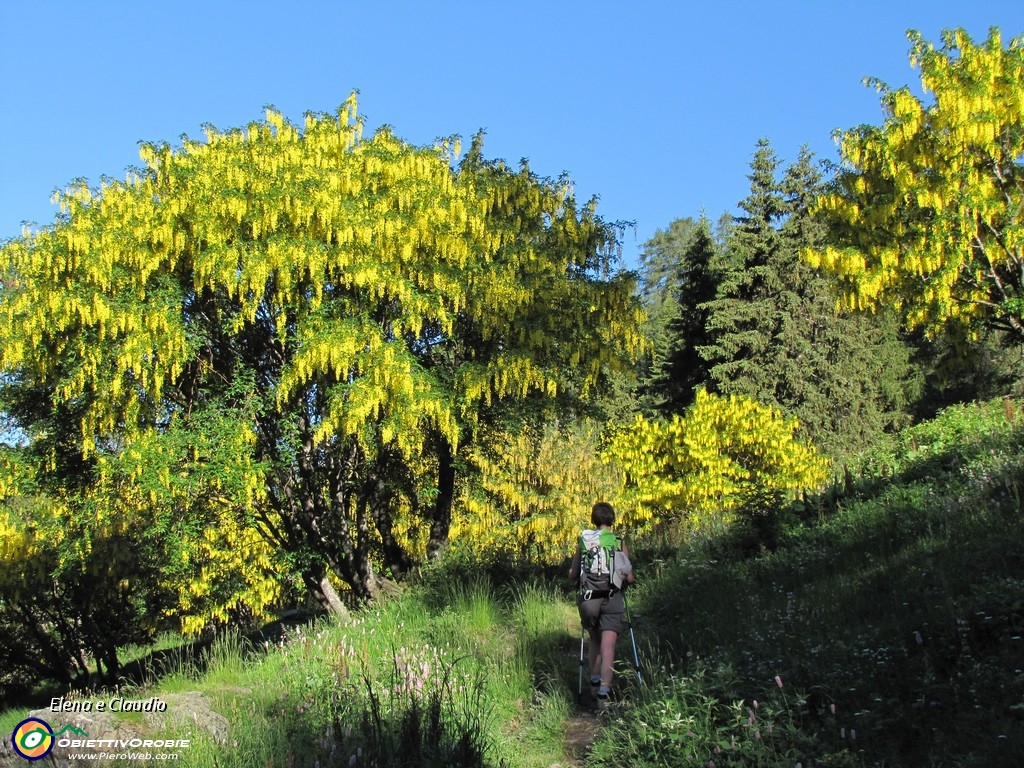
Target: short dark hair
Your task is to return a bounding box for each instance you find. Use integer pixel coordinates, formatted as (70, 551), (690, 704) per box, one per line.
(591, 501), (615, 527)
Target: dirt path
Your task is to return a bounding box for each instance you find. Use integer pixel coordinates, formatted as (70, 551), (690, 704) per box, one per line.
(561, 710), (602, 766)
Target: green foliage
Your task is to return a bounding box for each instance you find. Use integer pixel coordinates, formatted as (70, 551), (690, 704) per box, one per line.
(643, 216), (720, 415)
(589, 662), (861, 767)
(850, 395), (1022, 480)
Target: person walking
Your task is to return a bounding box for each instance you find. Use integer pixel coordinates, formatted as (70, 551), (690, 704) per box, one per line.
(568, 501), (634, 711)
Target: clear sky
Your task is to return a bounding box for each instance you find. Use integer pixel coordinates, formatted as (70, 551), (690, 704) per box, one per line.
(2, 1), (1022, 269)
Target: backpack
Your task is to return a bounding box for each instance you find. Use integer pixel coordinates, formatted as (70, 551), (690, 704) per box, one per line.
(578, 529), (632, 595)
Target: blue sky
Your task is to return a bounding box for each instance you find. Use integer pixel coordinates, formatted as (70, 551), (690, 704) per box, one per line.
(2, 1), (1022, 269)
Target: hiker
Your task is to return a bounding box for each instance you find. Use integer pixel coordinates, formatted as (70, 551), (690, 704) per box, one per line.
(568, 501), (634, 709)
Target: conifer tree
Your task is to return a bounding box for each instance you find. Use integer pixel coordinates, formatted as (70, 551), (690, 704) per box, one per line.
(700, 139), (786, 398)
(699, 141), (919, 459)
(645, 217), (719, 414)
(777, 148), (920, 458)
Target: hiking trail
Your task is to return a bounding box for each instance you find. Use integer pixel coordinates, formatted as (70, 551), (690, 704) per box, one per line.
(561, 709), (602, 767)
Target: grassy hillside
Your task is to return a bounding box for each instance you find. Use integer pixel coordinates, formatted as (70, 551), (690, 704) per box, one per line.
(602, 397), (1024, 767)
(2, 398), (1021, 767)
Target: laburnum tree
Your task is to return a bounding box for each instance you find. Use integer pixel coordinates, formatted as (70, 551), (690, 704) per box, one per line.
(0, 94), (644, 655)
(603, 389), (829, 536)
(0, 405), (277, 686)
(452, 419), (624, 565)
(806, 27), (1024, 344)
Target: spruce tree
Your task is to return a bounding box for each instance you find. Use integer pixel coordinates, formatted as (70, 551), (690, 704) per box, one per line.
(777, 147), (920, 459)
(700, 138), (786, 399)
(700, 141), (920, 460)
(647, 216), (719, 414)
(634, 217), (698, 414)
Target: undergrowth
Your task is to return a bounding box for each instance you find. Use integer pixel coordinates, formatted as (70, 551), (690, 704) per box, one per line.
(2, 398), (1021, 767)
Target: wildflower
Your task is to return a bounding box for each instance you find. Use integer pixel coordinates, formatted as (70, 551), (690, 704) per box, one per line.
(753, 699), (759, 710)
(775, 675), (784, 688)
(830, 703), (836, 715)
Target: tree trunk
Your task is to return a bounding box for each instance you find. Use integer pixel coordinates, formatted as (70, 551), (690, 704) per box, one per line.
(366, 449), (414, 580)
(305, 568), (350, 619)
(318, 574), (350, 618)
(426, 439), (456, 560)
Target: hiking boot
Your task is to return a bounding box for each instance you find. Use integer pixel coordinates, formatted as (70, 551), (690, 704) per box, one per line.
(595, 690), (611, 714)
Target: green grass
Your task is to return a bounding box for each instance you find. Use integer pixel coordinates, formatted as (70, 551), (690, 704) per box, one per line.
(1, 582), (582, 767)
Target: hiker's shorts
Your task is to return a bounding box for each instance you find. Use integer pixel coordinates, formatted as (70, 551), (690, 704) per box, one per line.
(578, 591), (625, 634)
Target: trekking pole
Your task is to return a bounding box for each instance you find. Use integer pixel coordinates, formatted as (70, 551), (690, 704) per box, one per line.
(577, 625), (585, 701)
(622, 588), (643, 686)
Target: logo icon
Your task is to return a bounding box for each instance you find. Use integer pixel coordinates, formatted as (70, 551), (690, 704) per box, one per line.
(10, 718), (54, 761)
